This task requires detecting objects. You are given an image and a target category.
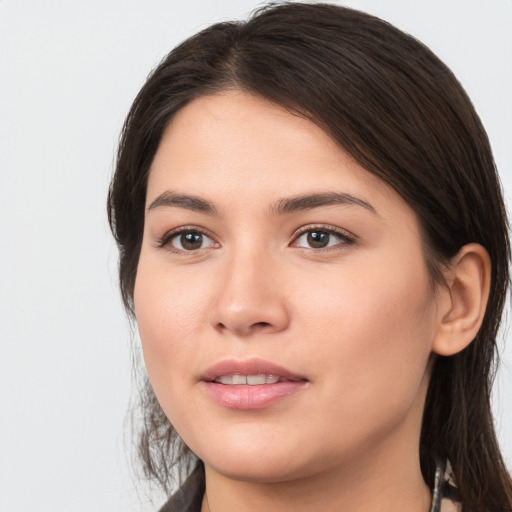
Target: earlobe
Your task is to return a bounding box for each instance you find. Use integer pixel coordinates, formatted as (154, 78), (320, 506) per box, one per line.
(432, 243), (491, 357)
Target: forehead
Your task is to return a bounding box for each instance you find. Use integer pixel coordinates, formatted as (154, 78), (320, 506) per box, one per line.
(147, 90), (412, 221)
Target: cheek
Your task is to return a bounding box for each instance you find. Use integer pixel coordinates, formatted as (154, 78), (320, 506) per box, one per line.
(295, 253), (436, 417)
(133, 258), (210, 387)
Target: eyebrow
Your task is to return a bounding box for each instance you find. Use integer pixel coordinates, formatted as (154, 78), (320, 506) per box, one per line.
(271, 192), (378, 215)
(147, 191), (217, 215)
(147, 191), (377, 216)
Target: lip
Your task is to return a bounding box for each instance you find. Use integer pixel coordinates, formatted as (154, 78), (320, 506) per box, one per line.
(200, 358), (308, 410)
(201, 358), (306, 383)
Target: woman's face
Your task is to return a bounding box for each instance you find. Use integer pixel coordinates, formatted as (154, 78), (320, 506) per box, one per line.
(134, 90), (441, 482)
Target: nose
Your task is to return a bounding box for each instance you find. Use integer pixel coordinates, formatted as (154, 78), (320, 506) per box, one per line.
(209, 249), (290, 337)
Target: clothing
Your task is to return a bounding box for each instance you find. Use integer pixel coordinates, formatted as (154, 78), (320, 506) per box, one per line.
(158, 461), (461, 512)
(158, 463), (205, 512)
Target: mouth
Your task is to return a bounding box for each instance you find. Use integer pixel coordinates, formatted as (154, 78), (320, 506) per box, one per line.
(213, 374), (293, 385)
(201, 358), (306, 384)
(200, 359), (308, 410)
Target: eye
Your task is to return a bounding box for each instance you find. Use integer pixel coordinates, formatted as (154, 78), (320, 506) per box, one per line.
(292, 227), (354, 249)
(158, 229), (217, 252)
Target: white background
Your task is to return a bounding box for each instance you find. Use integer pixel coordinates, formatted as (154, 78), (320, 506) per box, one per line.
(1, 1), (511, 510)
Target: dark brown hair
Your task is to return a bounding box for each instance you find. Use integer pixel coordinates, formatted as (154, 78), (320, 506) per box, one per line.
(108, 3), (512, 510)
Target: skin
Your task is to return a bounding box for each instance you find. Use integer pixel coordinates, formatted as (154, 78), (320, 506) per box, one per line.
(134, 90), (488, 512)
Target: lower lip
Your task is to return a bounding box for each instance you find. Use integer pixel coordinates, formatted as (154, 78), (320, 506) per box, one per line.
(202, 381), (306, 410)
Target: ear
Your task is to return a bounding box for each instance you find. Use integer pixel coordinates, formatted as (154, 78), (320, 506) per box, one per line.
(432, 243), (491, 357)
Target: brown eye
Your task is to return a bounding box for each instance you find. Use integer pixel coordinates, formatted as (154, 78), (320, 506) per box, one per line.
(170, 231), (214, 251)
(306, 231), (330, 248)
(293, 227), (354, 250)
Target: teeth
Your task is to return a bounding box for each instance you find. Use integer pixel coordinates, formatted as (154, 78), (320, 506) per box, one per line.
(214, 374), (282, 385)
(215, 375), (236, 385)
(247, 374), (266, 385)
(232, 374), (247, 385)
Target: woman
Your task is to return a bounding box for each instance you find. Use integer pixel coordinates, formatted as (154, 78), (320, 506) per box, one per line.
(108, 3), (512, 511)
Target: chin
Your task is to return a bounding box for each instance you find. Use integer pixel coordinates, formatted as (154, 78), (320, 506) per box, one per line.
(193, 435), (312, 483)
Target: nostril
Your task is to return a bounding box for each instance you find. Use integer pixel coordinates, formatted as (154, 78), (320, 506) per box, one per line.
(254, 322), (271, 328)
(215, 320), (273, 335)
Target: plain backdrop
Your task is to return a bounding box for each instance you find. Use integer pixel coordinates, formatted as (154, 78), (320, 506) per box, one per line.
(1, 1), (511, 510)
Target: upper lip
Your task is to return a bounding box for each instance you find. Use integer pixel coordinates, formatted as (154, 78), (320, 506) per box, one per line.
(201, 358), (307, 382)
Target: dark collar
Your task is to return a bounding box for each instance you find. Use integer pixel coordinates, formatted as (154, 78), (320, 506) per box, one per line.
(158, 462), (205, 512)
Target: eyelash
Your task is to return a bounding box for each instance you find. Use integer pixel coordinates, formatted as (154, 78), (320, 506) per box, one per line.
(291, 224), (356, 250)
(155, 224), (356, 254)
(155, 226), (218, 253)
